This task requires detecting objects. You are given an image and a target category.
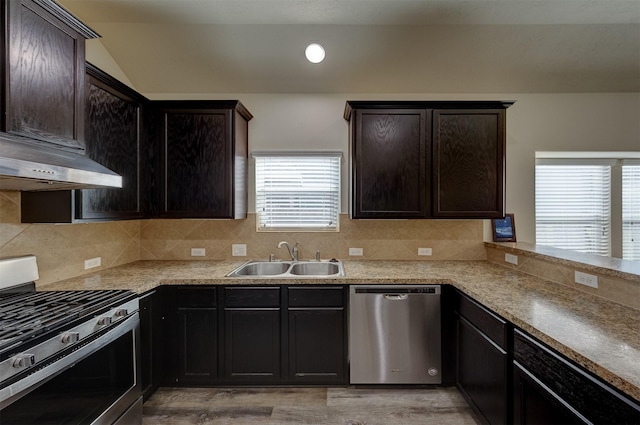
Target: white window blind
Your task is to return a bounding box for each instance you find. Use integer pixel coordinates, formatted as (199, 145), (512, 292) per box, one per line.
(622, 162), (640, 260)
(254, 152), (341, 231)
(535, 160), (612, 256)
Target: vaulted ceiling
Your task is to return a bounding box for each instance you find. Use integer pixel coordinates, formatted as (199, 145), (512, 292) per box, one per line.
(58, 0), (640, 94)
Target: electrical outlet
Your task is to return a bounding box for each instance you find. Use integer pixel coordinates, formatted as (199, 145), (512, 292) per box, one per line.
(191, 248), (206, 257)
(232, 244), (247, 256)
(349, 247), (363, 256)
(84, 257), (101, 270)
(575, 271), (598, 289)
(505, 253), (518, 265)
(418, 247), (433, 256)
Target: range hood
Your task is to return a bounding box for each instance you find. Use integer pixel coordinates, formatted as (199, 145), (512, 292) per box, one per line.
(0, 133), (122, 191)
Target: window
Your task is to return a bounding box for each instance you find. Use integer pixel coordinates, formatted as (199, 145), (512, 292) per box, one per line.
(623, 161), (640, 260)
(535, 154), (639, 260)
(254, 152), (341, 231)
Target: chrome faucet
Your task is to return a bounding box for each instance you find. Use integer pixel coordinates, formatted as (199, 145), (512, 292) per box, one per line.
(277, 241), (299, 261)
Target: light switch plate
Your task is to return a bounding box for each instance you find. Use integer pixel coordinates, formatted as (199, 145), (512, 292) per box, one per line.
(505, 253), (518, 265)
(232, 244), (247, 256)
(575, 271), (598, 288)
(191, 248), (206, 257)
(418, 247), (433, 256)
(349, 247), (363, 256)
(84, 257), (101, 269)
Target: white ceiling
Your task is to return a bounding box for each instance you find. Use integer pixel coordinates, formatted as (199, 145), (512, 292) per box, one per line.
(58, 0), (640, 94)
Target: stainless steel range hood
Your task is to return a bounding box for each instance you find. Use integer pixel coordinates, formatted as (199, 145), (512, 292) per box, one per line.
(0, 133), (122, 191)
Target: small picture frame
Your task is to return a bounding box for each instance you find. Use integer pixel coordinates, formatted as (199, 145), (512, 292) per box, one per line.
(492, 214), (516, 242)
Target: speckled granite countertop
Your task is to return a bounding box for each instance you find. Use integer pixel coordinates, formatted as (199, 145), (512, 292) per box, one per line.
(41, 259), (640, 402)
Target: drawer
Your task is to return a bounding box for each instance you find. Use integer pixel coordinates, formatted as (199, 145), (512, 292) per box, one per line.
(288, 286), (345, 308)
(456, 291), (507, 350)
(177, 287), (217, 307)
(224, 287), (280, 308)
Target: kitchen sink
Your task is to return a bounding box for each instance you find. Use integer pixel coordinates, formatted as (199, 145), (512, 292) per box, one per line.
(230, 261), (291, 276)
(226, 259), (345, 278)
(289, 262), (341, 276)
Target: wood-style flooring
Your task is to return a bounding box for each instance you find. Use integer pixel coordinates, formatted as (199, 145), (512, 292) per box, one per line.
(143, 387), (482, 425)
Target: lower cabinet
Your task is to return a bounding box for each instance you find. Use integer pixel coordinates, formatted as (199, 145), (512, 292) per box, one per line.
(176, 288), (218, 384)
(455, 291), (510, 425)
(162, 285), (348, 387)
(287, 286), (347, 384)
(513, 329), (640, 425)
(223, 287), (281, 383)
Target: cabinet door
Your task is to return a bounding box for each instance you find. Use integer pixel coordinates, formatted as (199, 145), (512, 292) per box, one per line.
(457, 315), (509, 425)
(76, 64), (147, 220)
(223, 309), (280, 383)
(4, 0), (95, 151)
(351, 109), (428, 218)
(432, 109), (505, 218)
(159, 109), (233, 218)
(175, 287), (218, 385)
(288, 309), (346, 384)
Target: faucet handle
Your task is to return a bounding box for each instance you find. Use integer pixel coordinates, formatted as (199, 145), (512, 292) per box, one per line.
(315, 250), (321, 261)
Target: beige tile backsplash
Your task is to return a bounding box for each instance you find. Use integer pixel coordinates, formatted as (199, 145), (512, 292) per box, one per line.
(486, 246), (640, 310)
(1, 191), (485, 285)
(139, 214), (486, 262)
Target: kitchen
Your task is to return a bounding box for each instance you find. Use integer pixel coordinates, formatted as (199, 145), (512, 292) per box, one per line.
(0, 0), (639, 424)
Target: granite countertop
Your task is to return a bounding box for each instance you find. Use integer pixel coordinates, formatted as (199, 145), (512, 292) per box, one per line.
(41, 259), (640, 402)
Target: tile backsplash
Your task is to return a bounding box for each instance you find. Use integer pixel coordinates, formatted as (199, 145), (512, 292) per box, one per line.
(1, 191), (485, 285)
(139, 213), (486, 262)
(0, 191), (141, 286)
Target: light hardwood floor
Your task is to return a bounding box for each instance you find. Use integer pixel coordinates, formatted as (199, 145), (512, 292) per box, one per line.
(143, 387), (482, 425)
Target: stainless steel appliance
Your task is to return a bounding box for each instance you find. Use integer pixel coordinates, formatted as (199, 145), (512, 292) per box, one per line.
(349, 285), (442, 384)
(0, 255), (141, 424)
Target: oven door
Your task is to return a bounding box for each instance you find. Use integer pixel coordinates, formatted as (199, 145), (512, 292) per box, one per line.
(0, 314), (141, 425)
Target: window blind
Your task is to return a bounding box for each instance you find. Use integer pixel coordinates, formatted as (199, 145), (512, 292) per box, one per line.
(255, 153), (341, 231)
(622, 162), (640, 260)
(535, 162), (611, 256)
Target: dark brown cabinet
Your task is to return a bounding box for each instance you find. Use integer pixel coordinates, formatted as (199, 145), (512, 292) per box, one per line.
(77, 64), (148, 220)
(349, 109), (428, 218)
(513, 329), (640, 425)
(222, 287), (281, 383)
(153, 101), (252, 219)
(20, 64), (148, 223)
(455, 291), (510, 425)
(2, 0), (97, 151)
(287, 286), (347, 384)
(176, 287), (218, 385)
(432, 109), (505, 218)
(345, 101), (513, 219)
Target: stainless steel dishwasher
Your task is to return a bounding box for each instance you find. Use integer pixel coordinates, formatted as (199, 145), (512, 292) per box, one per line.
(349, 285), (441, 384)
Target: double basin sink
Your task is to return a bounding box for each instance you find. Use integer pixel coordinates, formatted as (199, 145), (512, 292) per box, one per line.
(227, 259), (345, 278)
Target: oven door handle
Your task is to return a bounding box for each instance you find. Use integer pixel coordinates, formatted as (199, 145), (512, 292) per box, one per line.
(0, 313), (139, 409)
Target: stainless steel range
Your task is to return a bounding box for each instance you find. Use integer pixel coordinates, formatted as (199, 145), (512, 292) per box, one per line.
(0, 255), (141, 425)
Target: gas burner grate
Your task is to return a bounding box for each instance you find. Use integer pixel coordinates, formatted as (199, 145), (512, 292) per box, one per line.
(0, 289), (133, 353)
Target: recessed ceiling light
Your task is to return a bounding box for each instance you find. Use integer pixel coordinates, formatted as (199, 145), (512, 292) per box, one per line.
(305, 43), (325, 64)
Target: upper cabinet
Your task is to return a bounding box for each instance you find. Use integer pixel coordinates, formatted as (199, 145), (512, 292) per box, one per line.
(345, 101), (513, 219)
(152, 101), (252, 219)
(432, 108), (506, 218)
(2, 0), (98, 151)
(78, 64), (148, 220)
(349, 108), (429, 218)
(21, 64), (149, 223)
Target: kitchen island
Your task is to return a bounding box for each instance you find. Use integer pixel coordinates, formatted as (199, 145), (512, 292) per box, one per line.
(41, 257), (640, 405)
